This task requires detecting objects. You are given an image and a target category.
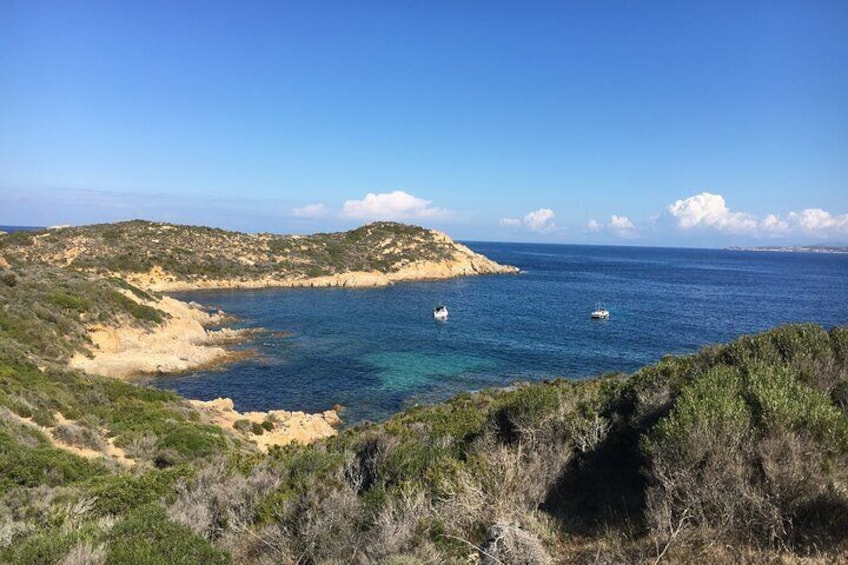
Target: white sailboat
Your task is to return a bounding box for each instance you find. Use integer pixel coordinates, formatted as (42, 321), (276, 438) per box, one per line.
(591, 303), (610, 320)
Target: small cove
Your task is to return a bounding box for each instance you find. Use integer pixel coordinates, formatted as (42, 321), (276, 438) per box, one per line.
(148, 242), (848, 424)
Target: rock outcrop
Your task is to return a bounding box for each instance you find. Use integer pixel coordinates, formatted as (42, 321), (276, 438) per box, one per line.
(69, 291), (246, 379)
(189, 397), (341, 450)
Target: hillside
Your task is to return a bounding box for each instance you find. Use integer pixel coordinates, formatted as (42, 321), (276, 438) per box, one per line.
(0, 220), (518, 291)
(1, 259), (847, 562)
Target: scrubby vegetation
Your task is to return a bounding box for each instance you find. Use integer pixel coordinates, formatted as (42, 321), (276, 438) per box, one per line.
(0, 221), (460, 282)
(1, 260), (847, 562)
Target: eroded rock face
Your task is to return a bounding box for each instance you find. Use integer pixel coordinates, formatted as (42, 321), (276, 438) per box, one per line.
(122, 240), (519, 292)
(69, 292), (237, 379)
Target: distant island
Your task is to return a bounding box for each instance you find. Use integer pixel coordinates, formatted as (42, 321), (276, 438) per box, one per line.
(0, 220), (518, 291)
(727, 244), (848, 254)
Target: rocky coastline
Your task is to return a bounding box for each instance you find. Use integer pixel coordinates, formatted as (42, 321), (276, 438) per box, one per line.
(67, 287), (343, 446)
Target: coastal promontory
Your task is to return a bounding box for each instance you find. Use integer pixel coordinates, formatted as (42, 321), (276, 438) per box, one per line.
(0, 220), (518, 292)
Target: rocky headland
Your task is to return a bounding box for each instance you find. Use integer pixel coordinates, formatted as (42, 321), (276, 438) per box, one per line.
(0, 220), (518, 292)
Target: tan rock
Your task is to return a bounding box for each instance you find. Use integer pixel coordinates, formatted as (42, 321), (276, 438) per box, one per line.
(69, 290), (238, 379)
(189, 397), (340, 450)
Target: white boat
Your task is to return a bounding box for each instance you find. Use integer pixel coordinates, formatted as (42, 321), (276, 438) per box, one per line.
(591, 303), (610, 320)
(433, 305), (449, 320)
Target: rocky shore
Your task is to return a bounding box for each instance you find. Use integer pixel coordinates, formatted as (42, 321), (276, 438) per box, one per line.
(69, 292), (245, 379)
(68, 288), (343, 446)
(189, 397), (341, 451)
(122, 238), (518, 292)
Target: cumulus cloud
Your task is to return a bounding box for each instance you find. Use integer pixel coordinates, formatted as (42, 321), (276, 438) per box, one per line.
(501, 208), (557, 233)
(523, 209), (556, 232)
(667, 192), (758, 233)
(342, 191), (450, 221)
(759, 213), (789, 235)
(667, 192), (848, 239)
(609, 215), (637, 238)
(610, 215), (634, 230)
(291, 203), (327, 218)
(787, 209), (848, 233)
(586, 215), (637, 238)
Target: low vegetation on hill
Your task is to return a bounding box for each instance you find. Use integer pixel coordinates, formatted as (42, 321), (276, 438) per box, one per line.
(1, 261), (847, 562)
(0, 220), (470, 281)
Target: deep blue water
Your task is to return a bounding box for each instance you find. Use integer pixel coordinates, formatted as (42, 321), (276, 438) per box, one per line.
(0, 225), (45, 232)
(148, 243), (848, 424)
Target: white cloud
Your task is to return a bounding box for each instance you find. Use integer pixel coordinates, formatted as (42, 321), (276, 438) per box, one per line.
(787, 209), (848, 233)
(759, 213), (789, 235)
(609, 214), (637, 238)
(668, 192), (758, 233)
(586, 215), (637, 238)
(499, 217), (522, 228)
(500, 208), (557, 233)
(523, 208), (556, 232)
(609, 215), (634, 230)
(342, 191), (450, 221)
(291, 203), (327, 218)
(667, 192), (848, 239)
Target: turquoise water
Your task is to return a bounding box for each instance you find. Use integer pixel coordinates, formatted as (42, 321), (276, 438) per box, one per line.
(148, 243), (848, 424)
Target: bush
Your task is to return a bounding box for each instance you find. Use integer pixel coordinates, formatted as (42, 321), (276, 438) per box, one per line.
(52, 423), (107, 452)
(744, 364), (848, 450)
(106, 504), (231, 564)
(0, 429), (104, 493)
(47, 293), (89, 313)
(2, 530), (79, 565)
(232, 419), (251, 434)
(642, 367), (771, 543)
(87, 467), (193, 516)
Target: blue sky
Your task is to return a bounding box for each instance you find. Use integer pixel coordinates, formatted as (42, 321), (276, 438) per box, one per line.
(1, 1), (846, 246)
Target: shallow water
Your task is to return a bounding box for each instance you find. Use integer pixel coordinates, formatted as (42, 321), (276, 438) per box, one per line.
(148, 243), (848, 424)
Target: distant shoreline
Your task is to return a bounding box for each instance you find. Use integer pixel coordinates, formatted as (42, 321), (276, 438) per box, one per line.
(727, 245), (848, 254)
(0, 225), (45, 233)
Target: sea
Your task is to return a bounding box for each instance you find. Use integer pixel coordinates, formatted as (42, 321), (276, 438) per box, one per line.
(147, 243), (848, 425)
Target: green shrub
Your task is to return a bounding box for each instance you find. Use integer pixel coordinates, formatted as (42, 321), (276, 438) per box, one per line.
(47, 292), (89, 313)
(107, 291), (164, 323)
(1, 530), (81, 565)
(744, 364), (848, 449)
(106, 504), (231, 564)
(0, 429), (104, 493)
(488, 384), (562, 443)
(87, 466), (194, 515)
